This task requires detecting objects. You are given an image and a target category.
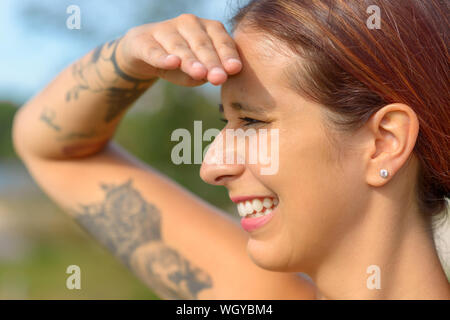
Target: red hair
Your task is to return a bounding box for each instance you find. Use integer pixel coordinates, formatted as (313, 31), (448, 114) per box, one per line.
(230, 0), (449, 215)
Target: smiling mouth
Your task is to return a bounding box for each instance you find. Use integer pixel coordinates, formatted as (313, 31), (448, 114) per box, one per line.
(236, 197), (279, 218)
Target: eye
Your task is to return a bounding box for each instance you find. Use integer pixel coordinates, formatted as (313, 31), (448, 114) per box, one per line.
(239, 117), (264, 126)
(220, 117), (228, 124)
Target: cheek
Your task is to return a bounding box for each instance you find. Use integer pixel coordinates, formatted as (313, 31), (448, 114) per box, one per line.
(279, 124), (341, 198)
(284, 131), (340, 215)
(275, 126), (356, 252)
(280, 128), (367, 249)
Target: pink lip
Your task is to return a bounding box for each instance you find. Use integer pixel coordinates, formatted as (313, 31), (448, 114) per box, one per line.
(240, 207), (276, 232)
(230, 195), (274, 203)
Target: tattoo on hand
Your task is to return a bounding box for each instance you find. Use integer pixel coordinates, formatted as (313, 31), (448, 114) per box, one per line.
(73, 179), (213, 299)
(66, 39), (154, 123)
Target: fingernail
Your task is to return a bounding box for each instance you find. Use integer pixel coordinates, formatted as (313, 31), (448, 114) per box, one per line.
(192, 61), (204, 69)
(166, 54), (178, 60)
(227, 58), (242, 66)
(210, 67), (227, 76)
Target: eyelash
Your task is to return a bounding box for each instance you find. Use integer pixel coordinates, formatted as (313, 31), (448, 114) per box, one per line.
(239, 117), (263, 126)
(220, 117), (264, 127)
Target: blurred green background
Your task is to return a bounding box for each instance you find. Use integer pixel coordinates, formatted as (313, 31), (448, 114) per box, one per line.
(0, 0), (244, 299)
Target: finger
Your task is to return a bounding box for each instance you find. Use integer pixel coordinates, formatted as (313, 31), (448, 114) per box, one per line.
(157, 67), (208, 87)
(177, 19), (228, 85)
(204, 20), (243, 75)
(153, 30), (207, 81)
(138, 35), (181, 70)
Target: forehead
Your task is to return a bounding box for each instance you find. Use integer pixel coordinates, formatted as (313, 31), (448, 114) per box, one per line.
(220, 28), (292, 105)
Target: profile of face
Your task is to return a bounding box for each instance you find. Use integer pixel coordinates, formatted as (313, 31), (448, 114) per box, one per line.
(200, 27), (376, 274)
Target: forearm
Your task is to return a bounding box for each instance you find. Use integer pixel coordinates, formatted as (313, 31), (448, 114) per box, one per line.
(13, 38), (157, 159)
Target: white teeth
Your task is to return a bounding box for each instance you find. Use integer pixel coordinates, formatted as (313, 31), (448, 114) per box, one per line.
(237, 202), (246, 217)
(236, 197), (279, 218)
(262, 198), (273, 208)
(252, 199), (263, 212)
(244, 201), (253, 215)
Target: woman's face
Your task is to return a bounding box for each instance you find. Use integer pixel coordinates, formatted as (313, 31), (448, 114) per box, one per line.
(200, 28), (368, 273)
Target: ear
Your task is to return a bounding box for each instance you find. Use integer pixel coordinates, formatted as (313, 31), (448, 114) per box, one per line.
(364, 103), (419, 187)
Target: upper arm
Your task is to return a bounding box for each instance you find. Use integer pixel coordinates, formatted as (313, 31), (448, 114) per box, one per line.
(17, 141), (317, 299)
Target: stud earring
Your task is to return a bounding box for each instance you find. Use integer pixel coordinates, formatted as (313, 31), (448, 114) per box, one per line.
(380, 169), (389, 179)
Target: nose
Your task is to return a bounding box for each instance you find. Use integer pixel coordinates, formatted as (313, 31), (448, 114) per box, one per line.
(200, 161), (245, 186)
(200, 132), (245, 186)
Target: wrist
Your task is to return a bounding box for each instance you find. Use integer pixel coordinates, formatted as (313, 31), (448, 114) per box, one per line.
(114, 37), (158, 82)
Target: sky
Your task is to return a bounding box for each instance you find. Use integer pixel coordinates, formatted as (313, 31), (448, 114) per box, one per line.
(0, 0), (247, 104)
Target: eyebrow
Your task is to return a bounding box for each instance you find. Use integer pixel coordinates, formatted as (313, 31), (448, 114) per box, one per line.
(218, 102), (271, 114)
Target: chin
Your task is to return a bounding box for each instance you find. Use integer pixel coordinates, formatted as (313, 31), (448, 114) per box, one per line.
(246, 237), (301, 272)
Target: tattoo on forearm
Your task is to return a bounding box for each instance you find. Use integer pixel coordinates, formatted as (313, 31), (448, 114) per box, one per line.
(103, 85), (147, 123)
(56, 129), (97, 141)
(40, 107), (61, 131)
(39, 105), (100, 143)
(73, 179), (213, 299)
(66, 39), (154, 123)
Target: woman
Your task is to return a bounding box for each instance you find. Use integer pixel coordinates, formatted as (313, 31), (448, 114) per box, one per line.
(12, 0), (449, 299)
